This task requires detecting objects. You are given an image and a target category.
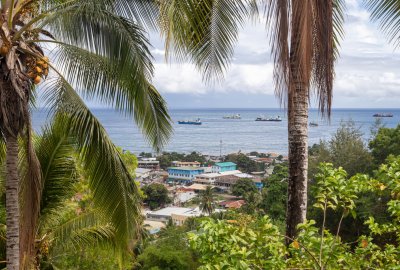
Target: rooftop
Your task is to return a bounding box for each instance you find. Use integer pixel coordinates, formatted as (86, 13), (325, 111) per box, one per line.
(187, 183), (209, 191)
(219, 170), (242, 176)
(168, 166), (204, 170)
(215, 162), (236, 167)
(149, 207), (201, 217)
(196, 173), (221, 178)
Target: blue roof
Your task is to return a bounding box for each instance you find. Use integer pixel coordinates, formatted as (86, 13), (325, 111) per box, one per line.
(215, 162), (236, 167)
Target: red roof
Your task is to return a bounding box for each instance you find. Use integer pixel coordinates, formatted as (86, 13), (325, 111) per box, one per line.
(220, 200), (246, 209)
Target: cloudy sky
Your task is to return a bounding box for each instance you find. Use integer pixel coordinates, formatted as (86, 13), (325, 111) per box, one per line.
(146, 0), (400, 109)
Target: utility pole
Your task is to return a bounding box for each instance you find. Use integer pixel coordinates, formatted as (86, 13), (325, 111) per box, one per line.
(219, 139), (222, 159)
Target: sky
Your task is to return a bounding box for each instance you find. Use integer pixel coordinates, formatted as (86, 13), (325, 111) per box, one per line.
(144, 0), (400, 109)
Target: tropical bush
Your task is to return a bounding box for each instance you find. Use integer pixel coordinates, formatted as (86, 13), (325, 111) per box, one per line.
(189, 159), (400, 269)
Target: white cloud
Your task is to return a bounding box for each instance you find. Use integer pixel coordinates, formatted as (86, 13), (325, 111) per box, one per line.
(150, 0), (400, 108)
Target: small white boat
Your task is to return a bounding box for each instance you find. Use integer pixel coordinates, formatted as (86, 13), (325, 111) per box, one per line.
(223, 114), (241, 119)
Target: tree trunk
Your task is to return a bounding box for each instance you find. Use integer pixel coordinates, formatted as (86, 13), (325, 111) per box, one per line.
(285, 78), (309, 242)
(5, 134), (20, 270)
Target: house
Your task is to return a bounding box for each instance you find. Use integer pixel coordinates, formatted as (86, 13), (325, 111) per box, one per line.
(194, 173), (221, 185)
(252, 177), (264, 190)
(138, 158), (160, 170)
(212, 162), (237, 173)
(167, 166), (205, 184)
(219, 200), (246, 209)
(172, 161), (201, 167)
(173, 189), (197, 205)
(146, 207), (203, 225)
(135, 168), (152, 181)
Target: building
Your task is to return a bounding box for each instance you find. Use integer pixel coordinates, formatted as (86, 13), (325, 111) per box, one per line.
(219, 200), (246, 209)
(173, 189), (197, 205)
(146, 207), (203, 225)
(212, 162), (237, 173)
(138, 158), (160, 170)
(167, 166), (205, 184)
(194, 173), (221, 185)
(172, 161), (201, 167)
(135, 168), (152, 181)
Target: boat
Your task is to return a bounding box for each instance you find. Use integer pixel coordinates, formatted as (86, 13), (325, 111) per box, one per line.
(373, 113), (393, 117)
(178, 118), (202, 125)
(223, 114), (241, 119)
(255, 116), (282, 122)
(309, 122), (318, 127)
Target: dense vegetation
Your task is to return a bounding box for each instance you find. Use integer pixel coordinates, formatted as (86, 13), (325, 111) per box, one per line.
(142, 183), (171, 210)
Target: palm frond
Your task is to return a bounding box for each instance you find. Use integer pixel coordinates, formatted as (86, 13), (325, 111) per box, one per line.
(41, 0), (158, 29)
(263, 0), (290, 105)
(33, 4), (172, 151)
(333, 0), (345, 59)
(49, 211), (116, 251)
(49, 42), (172, 151)
(365, 0), (400, 47)
(34, 120), (77, 220)
(42, 77), (143, 245)
(160, 0), (250, 83)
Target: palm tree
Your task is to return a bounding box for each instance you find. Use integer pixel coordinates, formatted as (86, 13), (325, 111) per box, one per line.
(158, 0), (344, 241)
(0, 117), (145, 268)
(0, 1), (172, 268)
(199, 186), (214, 215)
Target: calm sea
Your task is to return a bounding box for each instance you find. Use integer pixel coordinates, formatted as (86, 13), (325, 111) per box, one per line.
(32, 108), (400, 156)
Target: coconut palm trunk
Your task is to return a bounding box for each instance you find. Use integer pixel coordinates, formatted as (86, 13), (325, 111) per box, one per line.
(286, 76), (309, 242)
(285, 2), (312, 241)
(5, 134), (20, 270)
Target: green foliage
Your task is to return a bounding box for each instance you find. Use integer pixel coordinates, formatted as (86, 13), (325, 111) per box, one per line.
(225, 153), (263, 173)
(47, 245), (131, 270)
(118, 147), (138, 176)
(313, 163), (361, 215)
(369, 124), (400, 166)
(142, 183), (171, 210)
(366, 157), (400, 242)
(260, 163), (288, 221)
(309, 121), (373, 177)
(190, 161), (400, 269)
(189, 216), (286, 270)
(231, 178), (258, 197)
(199, 186), (215, 215)
(135, 226), (198, 270)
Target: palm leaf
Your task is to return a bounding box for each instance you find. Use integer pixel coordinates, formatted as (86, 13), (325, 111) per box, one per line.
(160, 0), (250, 82)
(48, 212), (116, 251)
(31, 3), (173, 151)
(365, 0), (400, 47)
(42, 77), (143, 245)
(33, 121), (77, 220)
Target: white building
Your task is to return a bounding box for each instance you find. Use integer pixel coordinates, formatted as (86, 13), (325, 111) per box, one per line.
(146, 207), (203, 225)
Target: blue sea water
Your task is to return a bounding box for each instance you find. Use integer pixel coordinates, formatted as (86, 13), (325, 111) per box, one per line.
(32, 108), (400, 156)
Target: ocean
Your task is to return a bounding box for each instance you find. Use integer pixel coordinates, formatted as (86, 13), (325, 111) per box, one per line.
(32, 108), (400, 156)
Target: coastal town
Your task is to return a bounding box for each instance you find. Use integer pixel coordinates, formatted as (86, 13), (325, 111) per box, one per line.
(135, 152), (288, 233)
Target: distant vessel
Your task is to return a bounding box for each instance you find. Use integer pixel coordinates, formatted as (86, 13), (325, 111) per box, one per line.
(309, 122), (319, 127)
(223, 114), (241, 119)
(178, 118), (202, 125)
(373, 113), (393, 117)
(255, 116), (282, 122)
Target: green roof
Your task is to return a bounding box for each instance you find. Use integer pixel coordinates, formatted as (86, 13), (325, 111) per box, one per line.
(215, 162), (236, 167)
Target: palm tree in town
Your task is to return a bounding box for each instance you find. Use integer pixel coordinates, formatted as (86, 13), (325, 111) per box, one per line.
(199, 186), (215, 215)
(159, 0), (343, 241)
(0, 0), (171, 268)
